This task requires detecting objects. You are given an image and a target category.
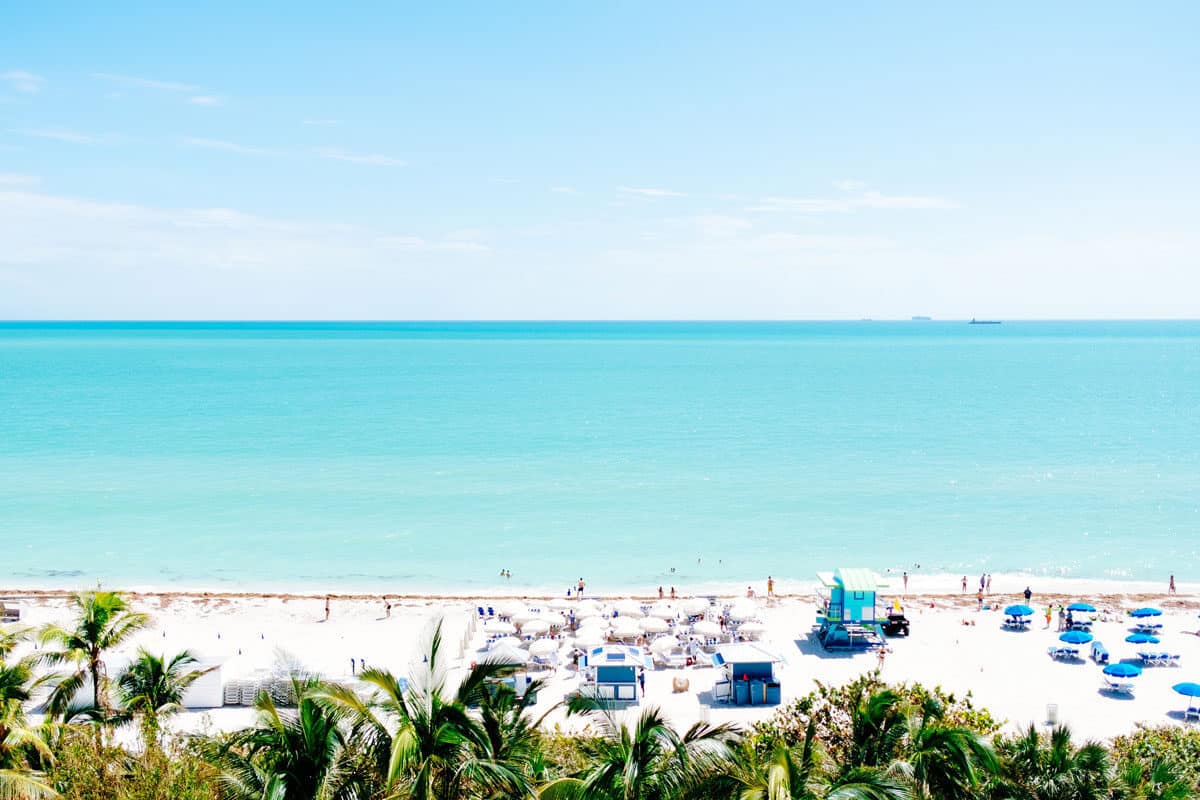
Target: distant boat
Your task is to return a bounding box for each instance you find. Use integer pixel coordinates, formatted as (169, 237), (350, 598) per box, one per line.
(969, 318), (1001, 325)
(911, 315), (932, 321)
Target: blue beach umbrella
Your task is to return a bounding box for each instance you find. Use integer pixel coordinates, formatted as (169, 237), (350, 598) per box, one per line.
(1126, 633), (1161, 644)
(1103, 663), (1143, 678)
(1131, 607), (1163, 618)
(1059, 631), (1093, 645)
(1067, 603), (1096, 613)
(1005, 605), (1034, 617)
(1173, 683), (1200, 697)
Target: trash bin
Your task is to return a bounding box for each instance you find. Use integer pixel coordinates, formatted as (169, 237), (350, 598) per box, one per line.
(1046, 703), (1058, 725)
(734, 681), (750, 705)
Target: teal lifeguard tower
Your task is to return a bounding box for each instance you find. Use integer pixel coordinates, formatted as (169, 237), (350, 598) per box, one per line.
(815, 568), (888, 649)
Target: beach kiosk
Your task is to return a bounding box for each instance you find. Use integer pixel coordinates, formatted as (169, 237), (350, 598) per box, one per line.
(712, 643), (782, 705)
(815, 568), (887, 649)
(580, 645), (651, 705)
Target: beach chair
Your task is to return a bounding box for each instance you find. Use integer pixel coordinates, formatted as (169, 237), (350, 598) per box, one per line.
(1047, 646), (1078, 661)
(477, 606), (486, 618)
(1091, 642), (1109, 664)
(1103, 677), (1135, 695)
(1186, 702), (1200, 722)
(488, 606), (498, 618)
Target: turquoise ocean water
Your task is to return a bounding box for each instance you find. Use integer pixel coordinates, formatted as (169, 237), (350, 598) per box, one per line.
(1, 321), (1198, 593)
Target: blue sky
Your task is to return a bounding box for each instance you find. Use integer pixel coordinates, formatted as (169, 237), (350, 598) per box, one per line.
(2, 2), (1197, 318)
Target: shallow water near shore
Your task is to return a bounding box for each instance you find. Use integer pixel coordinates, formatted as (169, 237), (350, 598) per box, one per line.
(2, 320), (1198, 593)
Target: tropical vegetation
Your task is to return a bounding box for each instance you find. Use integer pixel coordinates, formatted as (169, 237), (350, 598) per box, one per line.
(0, 591), (1196, 799)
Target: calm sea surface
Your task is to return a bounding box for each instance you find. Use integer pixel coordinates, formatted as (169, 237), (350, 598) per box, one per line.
(1, 321), (1197, 592)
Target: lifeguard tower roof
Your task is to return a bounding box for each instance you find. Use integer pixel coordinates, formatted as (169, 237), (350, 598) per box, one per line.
(816, 568), (887, 591)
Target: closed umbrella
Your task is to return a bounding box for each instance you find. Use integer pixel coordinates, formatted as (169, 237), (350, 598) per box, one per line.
(1067, 603), (1096, 613)
(692, 620), (721, 637)
(528, 639), (558, 657)
(639, 617), (669, 634)
(1059, 631), (1093, 644)
(1131, 607), (1163, 618)
(1005, 605), (1034, 617)
(1103, 663), (1142, 678)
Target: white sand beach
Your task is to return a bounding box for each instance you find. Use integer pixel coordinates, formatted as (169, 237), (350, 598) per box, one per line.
(4, 575), (1198, 743)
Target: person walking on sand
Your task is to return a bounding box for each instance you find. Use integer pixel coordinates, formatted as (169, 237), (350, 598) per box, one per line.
(1170, 575), (1177, 595)
(577, 577), (585, 597)
(384, 600), (392, 619)
(1023, 586), (1032, 603)
(324, 595), (331, 622)
(1044, 606), (1052, 628)
(903, 571), (908, 593)
(670, 586), (676, 599)
(767, 576), (774, 597)
(976, 589), (984, 611)
(961, 576), (967, 593)
(985, 574), (992, 594)
(658, 586), (664, 599)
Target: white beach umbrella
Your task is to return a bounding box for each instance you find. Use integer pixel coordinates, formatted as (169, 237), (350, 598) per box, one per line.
(491, 636), (525, 650)
(739, 621), (767, 638)
(649, 636), (679, 654)
(487, 621), (516, 635)
(573, 629), (607, 647)
(647, 603), (678, 619)
(639, 617), (669, 634)
(576, 600), (602, 615)
(692, 620), (721, 637)
(577, 616), (609, 631)
(575, 608), (605, 621)
(547, 597), (574, 610)
(727, 602), (758, 622)
(681, 598), (709, 615)
(528, 639), (558, 657)
(486, 645), (528, 665)
(614, 599), (645, 617)
(511, 610), (539, 625)
(522, 619), (551, 635)
(498, 600), (526, 618)
(612, 618), (641, 638)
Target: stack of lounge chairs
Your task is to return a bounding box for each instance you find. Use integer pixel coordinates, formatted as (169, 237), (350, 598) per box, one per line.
(1090, 642), (1109, 664)
(1139, 651), (1182, 667)
(1047, 646), (1079, 660)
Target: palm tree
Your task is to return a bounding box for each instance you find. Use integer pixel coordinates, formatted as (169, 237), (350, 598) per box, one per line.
(116, 648), (214, 750)
(720, 720), (911, 800)
(994, 724), (1111, 800)
(314, 623), (539, 799)
(1112, 758), (1194, 800)
(0, 636), (56, 800)
(541, 700), (738, 800)
(38, 590), (151, 718)
(212, 676), (349, 800)
(890, 696), (997, 799)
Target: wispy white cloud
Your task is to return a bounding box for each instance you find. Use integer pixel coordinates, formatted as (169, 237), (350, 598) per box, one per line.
(91, 71), (200, 93)
(1, 70), (44, 93)
(181, 137), (281, 157)
(303, 119), (341, 127)
(749, 186), (957, 214)
(189, 95), (221, 106)
(619, 186), (688, 198)
(314, 147), (406, 167)
(12, 127), (98, 144)
(0, 173), (39, 186)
